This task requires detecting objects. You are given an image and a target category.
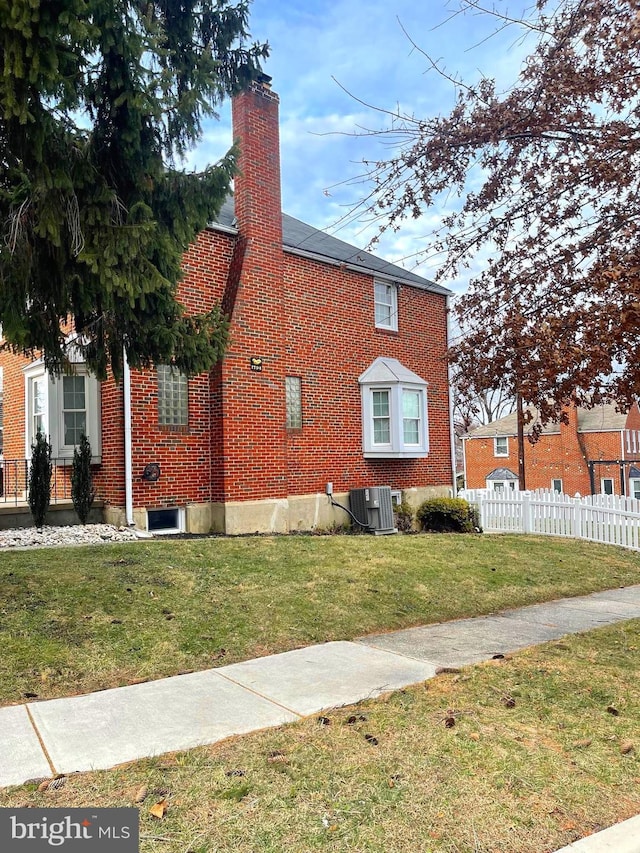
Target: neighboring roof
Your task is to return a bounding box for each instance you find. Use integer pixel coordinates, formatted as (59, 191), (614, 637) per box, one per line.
(358, 356), (427, 385)
(464, 403), (628, 439)
(630, 466), (640, 478)
(212, 198), (451, 297)
(486, 467), (519, 481)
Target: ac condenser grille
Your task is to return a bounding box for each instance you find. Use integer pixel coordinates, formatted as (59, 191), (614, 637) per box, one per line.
(349, 486), (397, 535)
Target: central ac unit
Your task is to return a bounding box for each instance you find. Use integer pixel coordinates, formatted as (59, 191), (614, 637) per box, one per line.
(349, 486), (397, 535)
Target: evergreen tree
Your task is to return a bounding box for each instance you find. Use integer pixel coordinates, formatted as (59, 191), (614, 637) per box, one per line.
(28, 431), (52, 529)
(0, 1), (268, 379)
(71, 434), (96, 524)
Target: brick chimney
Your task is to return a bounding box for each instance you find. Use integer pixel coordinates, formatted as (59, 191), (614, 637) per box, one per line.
(559, 402), (590, 494)
(217, 77), (288, 510)
(232, 75), (283, 247)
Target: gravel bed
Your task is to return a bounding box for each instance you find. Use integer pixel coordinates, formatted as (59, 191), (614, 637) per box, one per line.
(0, 523), (143, 549)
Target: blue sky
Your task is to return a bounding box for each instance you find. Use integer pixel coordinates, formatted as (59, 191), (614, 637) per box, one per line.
(188, 0), (534, 294)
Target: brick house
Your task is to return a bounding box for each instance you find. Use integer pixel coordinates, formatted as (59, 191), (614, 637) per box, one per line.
(0, 78), (455, 534)
(463, 402), (640, 497)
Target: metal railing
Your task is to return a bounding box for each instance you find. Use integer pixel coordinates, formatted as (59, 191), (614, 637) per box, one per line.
(0, 458), (76, 506)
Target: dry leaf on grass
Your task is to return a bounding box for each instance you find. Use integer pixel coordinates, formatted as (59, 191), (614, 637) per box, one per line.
(620, 741), (635, 755)
(149, 799), (168, 819)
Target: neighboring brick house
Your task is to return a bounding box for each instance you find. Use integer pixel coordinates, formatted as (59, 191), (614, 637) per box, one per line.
(0, 78), (455, 534)
(463, 402), (640, 497)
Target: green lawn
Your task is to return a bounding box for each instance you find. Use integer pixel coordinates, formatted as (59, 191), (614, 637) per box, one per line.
(1, 533), (639, 706)
(2, 620), (638, 853)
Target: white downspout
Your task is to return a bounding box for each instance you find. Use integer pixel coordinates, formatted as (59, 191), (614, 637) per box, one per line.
(123, 348), (135, 527)
(446, 295), (458, 496)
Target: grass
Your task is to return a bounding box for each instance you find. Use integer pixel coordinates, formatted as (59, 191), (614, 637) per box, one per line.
(1, 533), (639, 706)
(2, 619), (638, 852)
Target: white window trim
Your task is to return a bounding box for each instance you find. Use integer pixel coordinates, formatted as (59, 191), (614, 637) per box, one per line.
(494, 436), (509, 457)
(361, 382), (428, 458)
(486, 478), (517, 492)
(24, 361), (102, 461)
(551, 478), (563, 493)
(600, 477), (614, 496)
(374, 281), (398, 331)
(630, 478), (640, 500)
(147, 506), (185, 534)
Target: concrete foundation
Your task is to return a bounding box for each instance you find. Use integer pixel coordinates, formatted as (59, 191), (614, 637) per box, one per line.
(103, 485), (452, 535)
(0, 485), (453, 534)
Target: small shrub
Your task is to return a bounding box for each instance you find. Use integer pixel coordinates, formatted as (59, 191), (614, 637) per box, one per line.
(71, 434), (96, 524)
(394, 500), (414, 532)
(29, 431), (52, 528)
(416, 497), (480, 534)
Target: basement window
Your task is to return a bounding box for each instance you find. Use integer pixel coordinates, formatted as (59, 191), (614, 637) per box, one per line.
(147, 507), (185, 534)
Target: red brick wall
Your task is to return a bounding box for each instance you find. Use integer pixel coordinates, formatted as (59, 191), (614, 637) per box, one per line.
(283, 254), (452, 495)
(465, 427), (626, 495)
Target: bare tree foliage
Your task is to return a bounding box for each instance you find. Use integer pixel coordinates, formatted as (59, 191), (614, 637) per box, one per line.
(357, 0), (640, 432)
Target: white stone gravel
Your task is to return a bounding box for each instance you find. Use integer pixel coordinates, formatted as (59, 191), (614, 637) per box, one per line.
(0, 523), (143, 549)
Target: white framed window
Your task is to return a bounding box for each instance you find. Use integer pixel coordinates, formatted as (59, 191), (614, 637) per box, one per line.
(24, 361), (101, 460)
(601, 477), (614, 496)
(147, 507), (185, 534)
(488, 479), (516, 492)
(157, 365), (188, 427)
(374, 281), (398, 331)
(552, 478), (563, 493)
(285, 376), (302, 430)
(359, 357), (428, 458)
(494, 436), (509, 457)
(631, 479), (640, 500)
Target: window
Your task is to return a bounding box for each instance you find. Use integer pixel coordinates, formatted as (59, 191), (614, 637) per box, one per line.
(486, 467), (518, 492)
(601, 477), (614, 496)
(494, 436), (509, 457)
(157, 365), (188, 427)
(489, 479), (516, 492)
(372, 389), (391, 444)
(402, 389), (422, 445)
(285, 376), (302, 430)
(359, 357), (428, 458)
(62, 376), (87, 446)
(374, 281), (398, 331)
(24, 361), (101, 459)
(147, 507), (184, 534)
(552, 478), (563, 493)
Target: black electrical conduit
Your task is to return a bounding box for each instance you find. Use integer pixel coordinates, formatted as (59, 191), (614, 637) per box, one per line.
(327, 495), (373, 533)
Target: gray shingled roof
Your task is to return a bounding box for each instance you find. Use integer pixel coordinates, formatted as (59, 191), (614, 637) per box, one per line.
(465, 403), (628, 439)
(213, 199), (450, 296)
(486, 467), (519, 480)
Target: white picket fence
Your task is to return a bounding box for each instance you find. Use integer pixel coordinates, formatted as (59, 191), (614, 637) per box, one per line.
(461, 488), (640, 552)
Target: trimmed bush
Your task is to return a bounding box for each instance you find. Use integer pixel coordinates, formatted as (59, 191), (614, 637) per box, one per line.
(393, 500), (414, 532)
(29, 431), (52, 528)
(71, 434), (96, 524)
(416, 497), (481, 534)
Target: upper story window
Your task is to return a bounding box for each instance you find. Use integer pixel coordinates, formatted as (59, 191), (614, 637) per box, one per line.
(285, 376), (302, 430)
(359, 357), (428, 458)
(157, 365), (188, 427)
(494, 436), (509, 457)
(24, 361), (101, 460)
(374, 281), (398, 331)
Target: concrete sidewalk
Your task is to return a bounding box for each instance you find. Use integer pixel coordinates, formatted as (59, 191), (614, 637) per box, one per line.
(1, 585), (639, 852)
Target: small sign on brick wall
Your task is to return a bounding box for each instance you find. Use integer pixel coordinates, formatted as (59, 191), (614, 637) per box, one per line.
(250, 357), (263, 372)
